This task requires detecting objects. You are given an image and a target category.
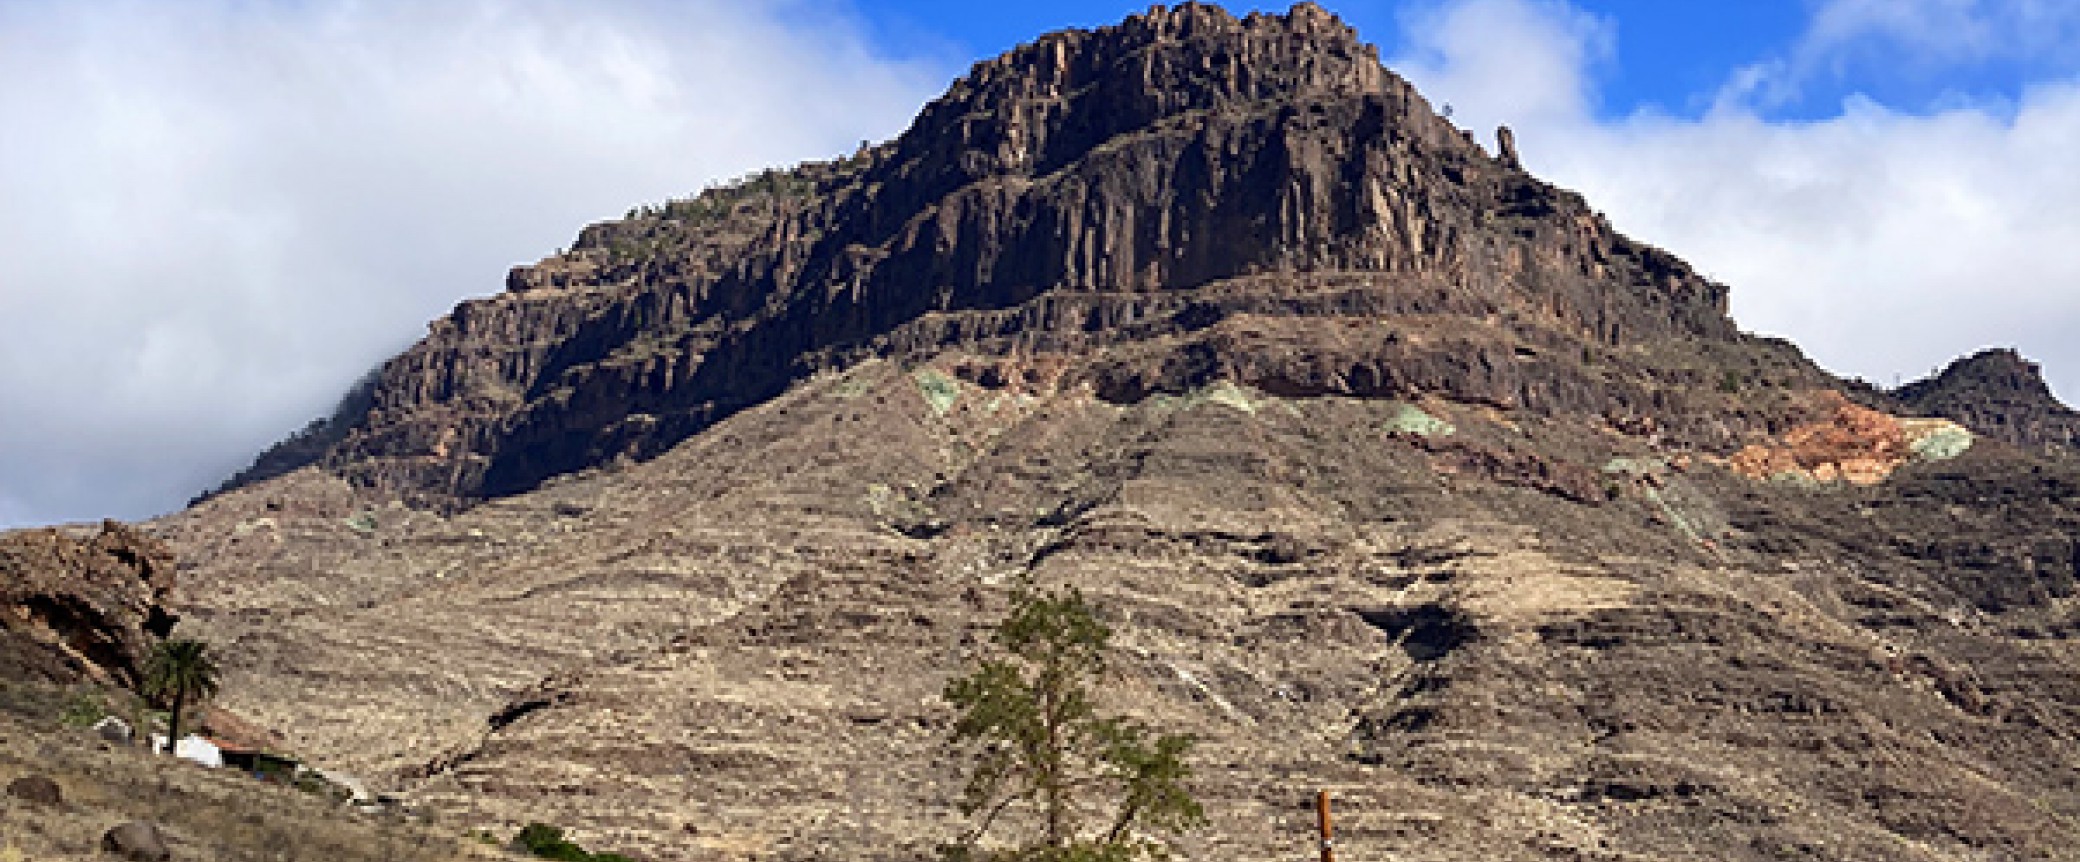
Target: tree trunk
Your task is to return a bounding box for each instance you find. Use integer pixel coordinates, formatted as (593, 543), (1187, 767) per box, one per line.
(165, 691), (185, 757)
(1042, 686), (1065, 847)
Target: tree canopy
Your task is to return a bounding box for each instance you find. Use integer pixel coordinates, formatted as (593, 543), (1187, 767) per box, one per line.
(142, 638), (221, 753)
(942, 582), (1204, 862)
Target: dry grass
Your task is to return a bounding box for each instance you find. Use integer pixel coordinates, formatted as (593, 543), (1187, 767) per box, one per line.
(0, 680), (507, 862)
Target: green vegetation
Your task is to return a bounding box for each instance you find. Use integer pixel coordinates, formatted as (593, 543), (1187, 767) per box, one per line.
(941, 582), (1205, 862)
(143, 638), (221, 754)
(622, 168), (819, 226)
(285, 769), (350, 803)
(58, 689), (110, 728)
(512, 823), (633, 862)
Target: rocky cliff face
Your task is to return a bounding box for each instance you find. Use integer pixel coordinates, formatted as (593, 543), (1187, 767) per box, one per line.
(1898, 347), (2080, 450)
(219, 1), (1756, 509)
(150, 4), (2080, 862)
(0, 521), (177, 687)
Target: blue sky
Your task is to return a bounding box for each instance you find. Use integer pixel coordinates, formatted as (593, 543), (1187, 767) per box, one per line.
(847, 2), (1789, 115)
(5, 0), (2080, 527)
(844, 0), (2073, 122)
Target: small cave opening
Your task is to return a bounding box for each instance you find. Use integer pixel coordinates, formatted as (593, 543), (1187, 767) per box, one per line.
(1355, 603), (1479, 661)
(144, 606), (178, 640)
(488, 694), (562, 731)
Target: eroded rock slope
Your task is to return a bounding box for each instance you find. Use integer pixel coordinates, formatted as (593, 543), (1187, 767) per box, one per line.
(0, 521), (177, 687)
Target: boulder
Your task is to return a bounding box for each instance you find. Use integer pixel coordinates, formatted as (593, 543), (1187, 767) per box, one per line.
(5, 773), (62, 806)
(94, 715), (135, 745)
(100, 821), (170, 862)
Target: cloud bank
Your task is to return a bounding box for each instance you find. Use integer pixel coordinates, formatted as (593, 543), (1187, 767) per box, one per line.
(0, 0), (943, 527)
(1393, 0), (2080, 403)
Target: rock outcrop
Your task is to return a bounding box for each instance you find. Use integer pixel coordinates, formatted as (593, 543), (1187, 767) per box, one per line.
(1495, 124), (1522, 171)
(1727, 391), (1972, 485)
(0, 521), (177, 687)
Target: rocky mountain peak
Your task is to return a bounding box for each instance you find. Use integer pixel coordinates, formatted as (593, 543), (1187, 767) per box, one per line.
(218, 1), (1749, 507)
(895, 2), (1428, 184)
(1897, 347), (2080, 449)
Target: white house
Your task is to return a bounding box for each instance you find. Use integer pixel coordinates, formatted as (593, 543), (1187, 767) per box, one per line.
(148, 733), (223, 768)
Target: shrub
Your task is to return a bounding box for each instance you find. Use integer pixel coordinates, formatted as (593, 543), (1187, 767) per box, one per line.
(58, 689), (109, 727)
(514, 824), (587, 861)
(512, 823), (629, 862)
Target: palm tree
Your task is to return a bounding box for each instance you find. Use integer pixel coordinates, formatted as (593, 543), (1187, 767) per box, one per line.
(142, 638), (220, 756)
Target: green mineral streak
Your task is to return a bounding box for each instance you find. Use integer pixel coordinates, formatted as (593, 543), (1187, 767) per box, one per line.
(1202, 380), (1258, 414)
(1641, 486), (1705, 545)
(1385, 403), (1453, 437)
(1911, 424), (1974, 461)
(1601, 456), (1666, 476)
(830, 376), (873, 400)
(1145, 381), (1259, 415)
(913, 368), (962, 416)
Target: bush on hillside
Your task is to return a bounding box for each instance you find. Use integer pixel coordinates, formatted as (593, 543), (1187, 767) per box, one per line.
(512, 823), (631, 862)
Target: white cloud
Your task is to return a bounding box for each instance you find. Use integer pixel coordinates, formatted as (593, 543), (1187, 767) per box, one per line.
(1390, 0), (1613, 135)
(1726, 0), (2080, 110)
(0, 0), (943, 527)
(1394, 0), (2080, 403)
(1802, 0), (2080, 65)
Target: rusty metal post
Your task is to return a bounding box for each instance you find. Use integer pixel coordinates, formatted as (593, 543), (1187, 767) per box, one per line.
(1316, 789), (1335, 862)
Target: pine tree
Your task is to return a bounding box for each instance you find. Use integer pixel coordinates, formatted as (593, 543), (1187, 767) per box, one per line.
(942, 582), (1204, 862)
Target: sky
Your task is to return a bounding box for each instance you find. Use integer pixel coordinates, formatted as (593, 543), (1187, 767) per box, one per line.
(3, 0), (2079, 528)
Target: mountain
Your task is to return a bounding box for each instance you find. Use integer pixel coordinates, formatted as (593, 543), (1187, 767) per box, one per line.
(107, 4), (2080, 861)
(210, 1), (1770, 510)
(1899, 348), (2080, 451)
